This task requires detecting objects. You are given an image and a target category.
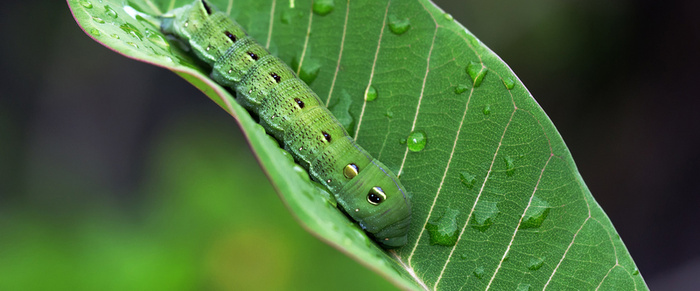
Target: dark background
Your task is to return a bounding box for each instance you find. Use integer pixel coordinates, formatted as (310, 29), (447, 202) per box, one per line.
(1, 0), (698, 289)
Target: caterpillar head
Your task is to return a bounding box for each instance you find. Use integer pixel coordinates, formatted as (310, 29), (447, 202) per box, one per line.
(337, 159), (411, 248)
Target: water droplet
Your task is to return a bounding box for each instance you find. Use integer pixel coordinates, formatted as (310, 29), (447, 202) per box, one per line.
(328, 90), (354, 133)
(459, 254), (468, 260)
(120, 23), (143, 41)
(503, 77), (515, 90)
(92, 16), (105, 24)
(89, 28), (100, 36)
(516, 283), (531, 291)
(466, 34), (480, 47)
(454, 83), (469, 94)
(281, 9), (303, 24)
(425, 207), (460, 246)
(292, 56), (320, 85)
(520, 196), (551, 229)
(80, 0), (93, 8)
(470, 201), (498, 232)
(365, 85), (377, 101)
(528, 257), (545, 270)
(399, 138), (407, 144)
(126, 42), (138, 48)
(145, 28), (169, 48)
(388, 14), (410, 35)
(313, 181), (336, 205)
(104, 5), (118, 19)
(312, 0), (335, 16)
(473, 266), (485, 279)
(444, 13), (454, 21)
(482, 105), (491, 115)
(459, 171), (476, 189)
(504, 155), (515, 176)
(293, 164), (311, 182)
(406, 130), (426, 152)
(278, 148), (294, 163)
(466, 61), (487, 87)
(110, 33), (119, 39)
(633, 268), (639, 275)
(385, 108), (393, 118)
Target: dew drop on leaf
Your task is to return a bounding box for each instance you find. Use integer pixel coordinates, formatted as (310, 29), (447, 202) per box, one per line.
(425, 207), (460, 246)
(516, 283), (531, 291)
(385, 108), (393, 118)
(503, 77), (516, 90)
(406, 130), (426, 152)
(482, 105), (491, 115)
(278, 148), (295, 164)
(92, 16), (105, 24)
(473, 266), (485, 279)
(388, 14), (410, 35)
(144, 28), (169, 48)
(528, 257), (545, 271)
(312, 0), (335, 16)
(293, 164), (311, 182)
(459, 171), (476, 189)
(312, 181), (336, 206)
(519, 196), (551, 229)
(444, 13), (454, 21)
(292, 56), (321, 85)
(110, 33), (119, 39)
(89, 28), (100, 36)
(470, 201), (498, 232)
(329, 89), (354, 133)
(454, 83), (469, 94)
(399, 138), (407, 144)
(120, 23), (143, 41)
(504, 155), (515, 176)
(633, 268), (639, 275)
(80, 0), (93, 8)
(466, 61), (487, 87)
(104, 5), (118, 19)
(281, 9), (292, 24)
(126, 42), (138, 49)
(365, 85), (377, 101)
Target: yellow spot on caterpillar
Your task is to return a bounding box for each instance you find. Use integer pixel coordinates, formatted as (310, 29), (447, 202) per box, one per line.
(343, 163), (359, 179)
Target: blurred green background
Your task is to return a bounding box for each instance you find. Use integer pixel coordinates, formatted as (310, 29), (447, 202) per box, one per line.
(1, 0), (698, 289)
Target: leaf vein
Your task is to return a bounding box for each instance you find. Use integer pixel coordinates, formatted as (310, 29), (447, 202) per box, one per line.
(353, 0), (390, 140)
(265, 0), (277, 49)
(434, 106), (517, 290)
(485, 153), (554, 290)
(325, 0), (350, 106)
(294, 1), (314, 75)
(396, 0), (439, 177)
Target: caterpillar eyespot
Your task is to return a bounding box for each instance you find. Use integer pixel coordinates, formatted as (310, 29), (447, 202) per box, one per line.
(367, 187), (387, 205)
(161, 0), (411, 248)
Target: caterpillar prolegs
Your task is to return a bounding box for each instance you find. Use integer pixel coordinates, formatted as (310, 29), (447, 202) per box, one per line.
(161, 0), (411, 247)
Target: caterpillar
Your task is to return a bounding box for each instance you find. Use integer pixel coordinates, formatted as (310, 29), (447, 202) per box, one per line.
(161, 0), (411, 247)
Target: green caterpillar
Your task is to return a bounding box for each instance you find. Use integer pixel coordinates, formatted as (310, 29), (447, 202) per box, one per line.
(161, 0), (411, 247)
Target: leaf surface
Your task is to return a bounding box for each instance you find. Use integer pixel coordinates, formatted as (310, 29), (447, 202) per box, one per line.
(68, 0), (646, 289)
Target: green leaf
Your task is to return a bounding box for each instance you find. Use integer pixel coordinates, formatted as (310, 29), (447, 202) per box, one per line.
(67, 0), (647, 289)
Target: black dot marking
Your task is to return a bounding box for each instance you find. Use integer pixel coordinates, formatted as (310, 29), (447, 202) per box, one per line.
(247, 51), (259, 60)
(367, 187), (386, 205)
(294, 98), (305, 109)
(224, 31), (237, 42)
(201, 0), (212, 15)
(322, 131), (331, 142)
(270, 72), (281, 83)
(368, 193), (381, 204)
